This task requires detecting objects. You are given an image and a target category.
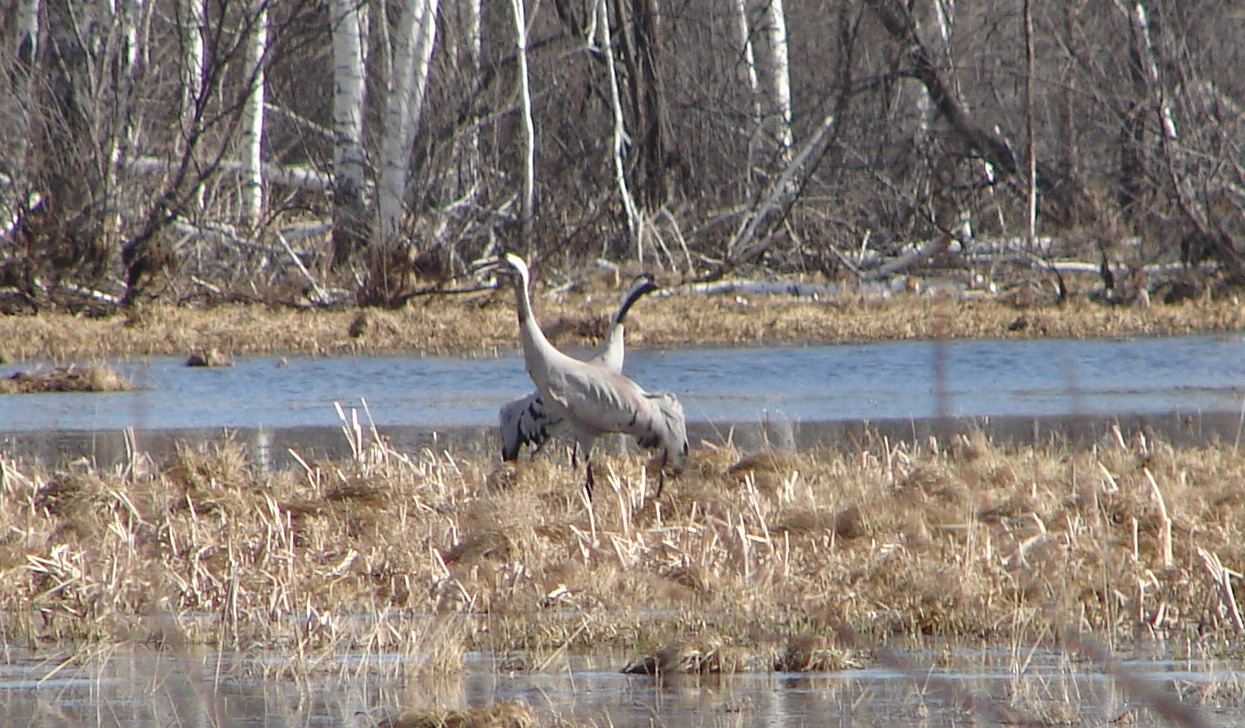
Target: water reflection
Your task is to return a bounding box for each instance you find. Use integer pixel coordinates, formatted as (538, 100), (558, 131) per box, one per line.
(0, 645), (1237, 727)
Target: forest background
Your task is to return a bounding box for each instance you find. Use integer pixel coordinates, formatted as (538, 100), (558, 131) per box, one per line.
(1, 0), (1243, 312)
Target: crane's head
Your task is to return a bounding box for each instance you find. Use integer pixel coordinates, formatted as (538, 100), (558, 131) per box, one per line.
(477, 252), (530, 288)
(615, 273), (659, 325)
(495, 253), (530, 285)
(630, 273), (659, 298)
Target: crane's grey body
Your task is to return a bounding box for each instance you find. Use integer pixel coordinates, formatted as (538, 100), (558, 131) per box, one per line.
(497, 254), (687, 492)
(499, 272), (657, 461)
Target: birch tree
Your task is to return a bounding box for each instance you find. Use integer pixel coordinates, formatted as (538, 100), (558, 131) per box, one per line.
(105, 0), (152, 240)
(757, 0), (792, 161)
(597, 0), (642, 254)
(731, 0), (762, 190)
(239, 0), (269, 228)
(180, 0), (207, 212)
(445, 0), (481, 208)
(329, 0), (369, 267)
(376, 0), (440, 247)
(512, 0), (536, 248)
(10, 0), (41, 198)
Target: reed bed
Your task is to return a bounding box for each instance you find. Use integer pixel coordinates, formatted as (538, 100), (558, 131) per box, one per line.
(1, 283), (1242, 362)
(0, 362), (134, 393)
(3, 418), (1244, 681)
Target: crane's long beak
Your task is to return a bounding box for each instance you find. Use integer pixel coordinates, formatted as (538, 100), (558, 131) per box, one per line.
(471, 256), (504, 276)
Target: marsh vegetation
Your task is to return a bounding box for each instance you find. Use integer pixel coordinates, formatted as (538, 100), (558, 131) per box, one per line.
(6, 419), (1245, 661)
(2, 281), (1244, 364)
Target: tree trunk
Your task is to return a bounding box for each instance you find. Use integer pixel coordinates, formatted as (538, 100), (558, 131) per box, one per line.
(867, 0), (1020, 179)
(14, 0), (110, 299)
(758, 0), (793, 161)
(612, 0), (674, 209)
(106, 0), (152, 245)
(329, 0), (369, 268)
(179, 0), (207, 213)
(598, 0), (642, 255)
(11, 0), (41, 192)
(239, 0), (268, 229)
(371, 0), (440, 305)
(511, 0), (535, 249)
(731, 0), (763, 191)
(377, 0), (440, 246)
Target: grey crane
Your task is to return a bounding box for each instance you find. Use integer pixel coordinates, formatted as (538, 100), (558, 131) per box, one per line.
(496, 253), (687, 497)
(499, 272), (657, 461)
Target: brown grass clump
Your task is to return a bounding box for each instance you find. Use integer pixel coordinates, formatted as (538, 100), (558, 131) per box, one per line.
(0, 363), (133, 393)
(379, 701), (537, 728)
(1, 282), (1243, 361)
(185, 347), (233, 367)
(4, 424), (1245, 670)
(773, 634), (863, 672)
(621, 635), (753, 675)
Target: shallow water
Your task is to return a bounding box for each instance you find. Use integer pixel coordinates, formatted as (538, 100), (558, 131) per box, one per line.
(1, 645), (1239, 727)
(3, 334), (1245, 466)
(2, 334), (1244, 432)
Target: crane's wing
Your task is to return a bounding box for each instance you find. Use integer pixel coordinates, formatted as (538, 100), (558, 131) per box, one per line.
(544, 364), (687, 467)
(499, 391), (561, 460)
(636, 392), (689, 472)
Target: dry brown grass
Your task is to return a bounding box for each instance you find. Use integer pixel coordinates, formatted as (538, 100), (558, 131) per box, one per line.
(3, 425), (1245, 675)
(379, 701), (539, 728)
(0, 362), (133, 393)
(1, 280), (1242, 361)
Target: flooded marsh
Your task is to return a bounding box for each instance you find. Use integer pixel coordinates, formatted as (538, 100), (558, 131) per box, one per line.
(4, 284), (1245, 724)
(3, 421), (1245, 724)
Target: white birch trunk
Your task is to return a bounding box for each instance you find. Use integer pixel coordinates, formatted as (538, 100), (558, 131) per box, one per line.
(13, 0), (42, 188)
(731, 0), (763, 189)
(180, 0), (205, 142)
(239, 0), (268, 228)
(180, 0), (206, 210)
(445, 0), (481, 206)
(596, 0), (641, 254)
(511, 0), (535, 246)
(759, 0), (792, 159)
(330, 0), (369, 263)
(106, 0), (151, 239)
(1122, 1), (1178, 139)
(109, 0), (150, 170)
(377, 0), (440, 245)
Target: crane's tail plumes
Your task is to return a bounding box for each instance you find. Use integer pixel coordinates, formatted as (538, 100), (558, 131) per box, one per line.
(637, 392), (689, 473)
(499, 392), (562, 461)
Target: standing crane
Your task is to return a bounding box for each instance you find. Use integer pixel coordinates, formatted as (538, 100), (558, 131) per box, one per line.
(495, 253), (687, 497)
(499, 272), (657, 461)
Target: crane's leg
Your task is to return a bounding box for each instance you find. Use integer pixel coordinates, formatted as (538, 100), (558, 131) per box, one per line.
(653, 451), (669, 499)
(584, 461), (595, 501)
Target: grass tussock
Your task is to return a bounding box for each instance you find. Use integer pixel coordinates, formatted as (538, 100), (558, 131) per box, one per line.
(379, 701), (538, 728)
(0, 362), (133, 393)
(3, 425), (1245, 675)
(0, 281), (1243, 361)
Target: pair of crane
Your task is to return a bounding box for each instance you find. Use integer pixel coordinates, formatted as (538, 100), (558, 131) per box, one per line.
(494, 253), (688, 498)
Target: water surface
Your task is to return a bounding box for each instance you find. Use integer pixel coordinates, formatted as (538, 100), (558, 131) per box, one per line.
(0, 645), (1238, 727)
(4, 334), (1245, 466)
(3, 334), (1242, 432)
